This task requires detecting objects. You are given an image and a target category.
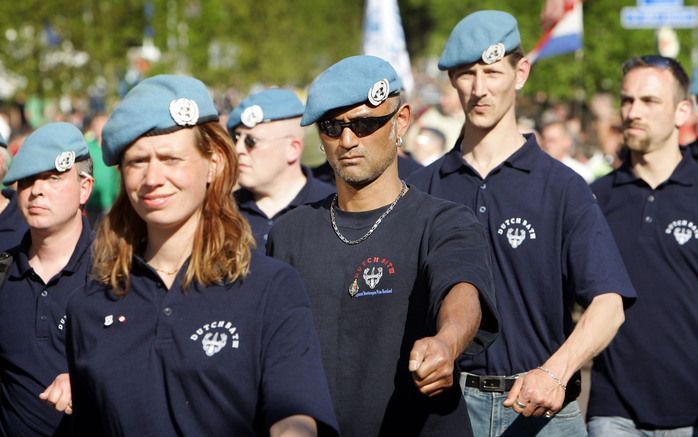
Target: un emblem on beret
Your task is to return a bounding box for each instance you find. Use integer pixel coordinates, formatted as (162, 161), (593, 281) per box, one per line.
(169, 98), (200, 126)
(54, 151), (76, 172)
(368, 79), (390, 106)
(241, 105), (264, 128)
(482, 43), (506, 65)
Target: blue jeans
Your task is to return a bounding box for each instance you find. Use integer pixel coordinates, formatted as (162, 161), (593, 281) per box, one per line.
(461, 376), (586, 437)
(588, 416), (696, 437)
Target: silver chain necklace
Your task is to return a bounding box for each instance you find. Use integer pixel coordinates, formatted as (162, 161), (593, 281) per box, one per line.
(330, 181), (408, 245)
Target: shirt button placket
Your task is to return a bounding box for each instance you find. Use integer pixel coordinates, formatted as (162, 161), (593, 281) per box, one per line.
(155, 305), (175, 342)
(643, 192), (657, 226)
(36, 288), (50, 337)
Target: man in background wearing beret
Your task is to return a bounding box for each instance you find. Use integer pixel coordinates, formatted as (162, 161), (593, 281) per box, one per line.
(408, 10), (636, 436)
(228, 88), (334, 246)
(0, 122), (94, 436)
(268, 55), (498, 436)
(0, 133), (28, 252)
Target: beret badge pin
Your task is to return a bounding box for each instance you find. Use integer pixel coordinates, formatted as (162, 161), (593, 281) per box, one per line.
(482, 43), (506, 65)
(367, 79), (390, 106)
(54, 151), (76, 172)
(169, 98), (200, 126)
(241, 105), (264, 128)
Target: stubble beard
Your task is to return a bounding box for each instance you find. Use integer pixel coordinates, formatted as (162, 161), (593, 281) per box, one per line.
(624, 132), (651, 153)
(330, 148), (397, 189)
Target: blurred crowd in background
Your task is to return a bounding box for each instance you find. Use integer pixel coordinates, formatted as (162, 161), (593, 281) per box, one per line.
(2, 68), (697, 223)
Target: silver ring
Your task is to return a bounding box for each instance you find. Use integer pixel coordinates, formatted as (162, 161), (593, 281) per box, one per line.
(515, 400), (527, 409)
(544, 411), (553, 418)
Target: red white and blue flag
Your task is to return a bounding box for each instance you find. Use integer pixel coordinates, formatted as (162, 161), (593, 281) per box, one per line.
(528, 0), (584, 63)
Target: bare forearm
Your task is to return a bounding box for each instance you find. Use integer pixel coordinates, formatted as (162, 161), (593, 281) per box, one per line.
(504, 292), (625, 415)
(269, 415), (317, 437)
(435, 282), (482, 360)
(542, 293), (625, 383)
(409, 282), (482, 396)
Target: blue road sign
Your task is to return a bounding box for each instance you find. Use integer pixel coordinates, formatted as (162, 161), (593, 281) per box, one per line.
(637, 0), (683, 7)
(621, 6), (698, 28)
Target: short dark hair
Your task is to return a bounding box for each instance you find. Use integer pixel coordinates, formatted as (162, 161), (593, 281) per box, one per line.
(507, 46), (525, 67)
(622, 55), (690, 102)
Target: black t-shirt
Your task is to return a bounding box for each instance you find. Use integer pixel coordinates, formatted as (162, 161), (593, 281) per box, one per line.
(268, 187), (497, 437)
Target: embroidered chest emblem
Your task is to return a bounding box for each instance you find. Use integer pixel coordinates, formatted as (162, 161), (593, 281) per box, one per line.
(665, 219), (697, 246)
(349, 256), (396, 298)
(190, 320), (240, 357)
(498, 217), (537, 249)
(202, 332), (227, 356)
(363, 266), (383, 289)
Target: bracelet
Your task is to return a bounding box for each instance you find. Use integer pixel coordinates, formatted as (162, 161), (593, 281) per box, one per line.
(536, 366), (566, 391)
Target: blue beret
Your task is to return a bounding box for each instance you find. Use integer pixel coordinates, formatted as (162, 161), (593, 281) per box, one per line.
(3, 122), (88, 185)
(102, 74), (218, 166)
(438, 10), (521, 70)
(301, 55), (402, 126)
(227, 88), (304, 133)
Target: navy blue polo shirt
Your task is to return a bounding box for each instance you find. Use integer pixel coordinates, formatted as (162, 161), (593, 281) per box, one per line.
(684, 139), (698, 160)
(0, 216), (91, 436)
(408, 135), (636, 377)
(235, 166), (335, 245)
(397, 153), (424, 178)
(0, 189), (28, 252)
(587, 150), (698, 428)
(66, 252), (338, 436)
(267, 188), (498, 436)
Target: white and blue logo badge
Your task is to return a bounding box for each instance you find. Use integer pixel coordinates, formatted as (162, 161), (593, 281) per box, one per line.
(665, 219), (697, 245)
(190, 320), (240, 357)
(498, 217), (537, 249)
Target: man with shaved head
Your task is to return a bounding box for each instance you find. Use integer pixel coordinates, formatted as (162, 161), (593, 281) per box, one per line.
(228, 88), (334, 246)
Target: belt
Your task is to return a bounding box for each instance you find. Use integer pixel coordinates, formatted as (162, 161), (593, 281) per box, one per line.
(462, 371), (582, 403)
(463, 373), (517, 393)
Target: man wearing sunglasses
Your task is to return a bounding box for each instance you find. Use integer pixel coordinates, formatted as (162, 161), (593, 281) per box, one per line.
(586, 55), (698, 436)
(408, 10), (636, 436)
(228, 88), (334, 246)
(267, 55), (498, 436)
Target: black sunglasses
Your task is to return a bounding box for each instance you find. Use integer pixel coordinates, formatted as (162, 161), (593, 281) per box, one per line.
(622, 55), (690, 89)
(232, 131), (291, 149)
(317, 108), (399, 138)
